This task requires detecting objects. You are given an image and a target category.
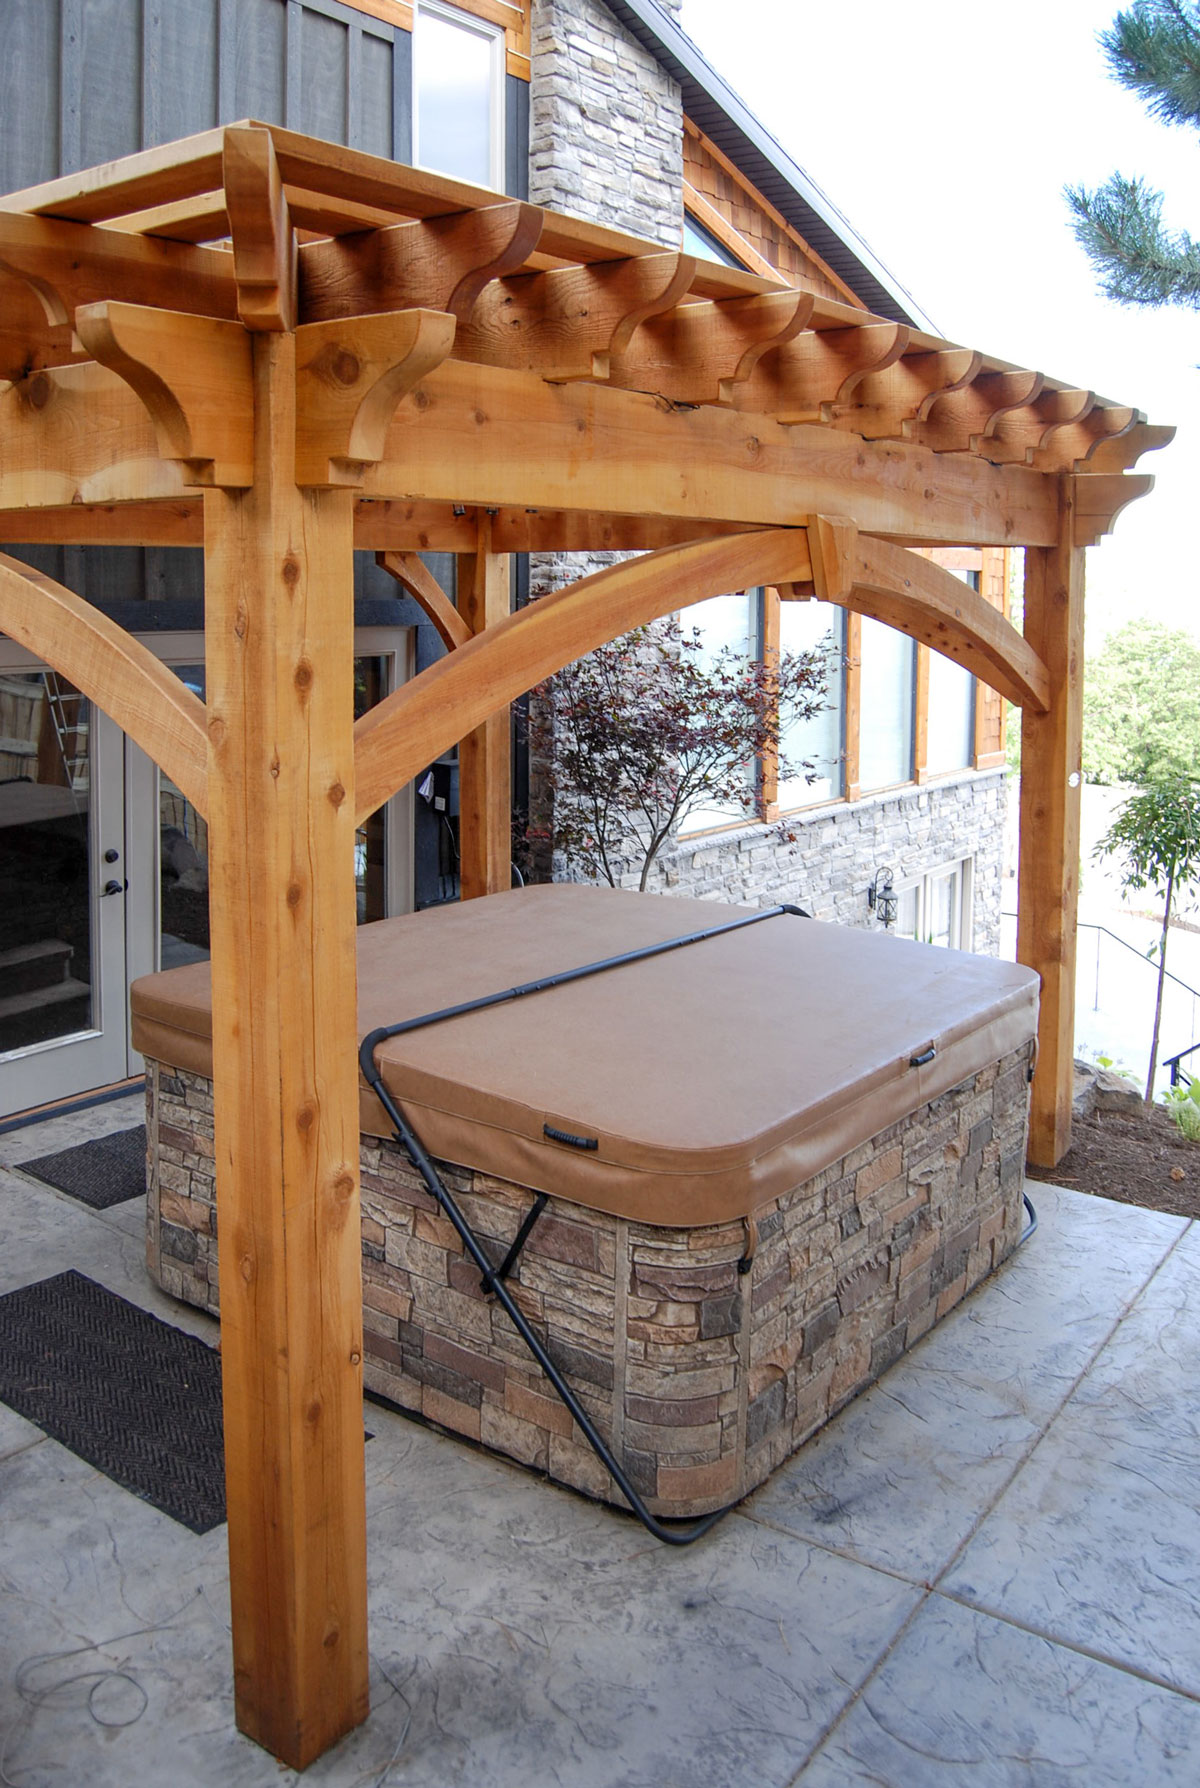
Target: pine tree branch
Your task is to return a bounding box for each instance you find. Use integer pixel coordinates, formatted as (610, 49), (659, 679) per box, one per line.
(1066, 172), (1200, 306)
(1101, 0), (1200, 131)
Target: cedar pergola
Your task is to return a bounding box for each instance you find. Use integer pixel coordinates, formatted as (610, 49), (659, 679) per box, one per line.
(0, 122), (1169, 1767)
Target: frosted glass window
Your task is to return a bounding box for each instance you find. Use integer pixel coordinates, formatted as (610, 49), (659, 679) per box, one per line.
(777, 600), (843, 807)
(858, 616), (914, 790)
(925, 648), (975, 775)
(414, 2), (503, 187)
(678, 591), (757, 835)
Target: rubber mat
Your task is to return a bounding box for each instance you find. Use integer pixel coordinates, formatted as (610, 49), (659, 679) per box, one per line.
(22, 1126), (146, 1209)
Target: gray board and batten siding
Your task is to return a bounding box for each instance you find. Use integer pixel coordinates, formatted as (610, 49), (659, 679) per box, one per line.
(3, 0), (530, 904)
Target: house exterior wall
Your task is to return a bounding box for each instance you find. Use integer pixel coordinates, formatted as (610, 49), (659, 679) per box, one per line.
(526, 0), (1009, 955)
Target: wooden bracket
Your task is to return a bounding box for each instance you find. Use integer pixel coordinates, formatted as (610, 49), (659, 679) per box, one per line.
(376, 549), (470, 650)
(608, 289), (816, 404)
(294, 308), (457, 487)
(455, 253), (695, 383)
(1077, 419), (1174, 474)
(804, 514), (858, 603)
(299, 202), (544, 326)
(831, 347), (982, 440)
(0, 551), (208, 810)
(751, 321), (911, 423)
(978, 387), (1096, 466)
(1072, 472), (1156, 545)
(917, 368), (1044, 454)
(224, 124), (297, 332)
(1032, 403), (1138, 474)
(74, 300), (254, 486)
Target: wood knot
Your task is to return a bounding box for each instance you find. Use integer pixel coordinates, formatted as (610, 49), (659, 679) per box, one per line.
(296, 1102), (315, 1132)
(412, 387), (431, 410)
(25, 372), (51, 411)
(322, 1625), (339, 1650)
(306, 1398), (322, 1427)
(269, 754), (280, 779)
(349, 1350), (361, 1367)
(286, 881), (303, 908)
(473, 408), (487, 426)
(333, 1171), (354, 1202)
(281, 555), (301, 587)
(294, 657), (313, 693)
(327, 781), (346, 808)
(331, 349), (360, 386)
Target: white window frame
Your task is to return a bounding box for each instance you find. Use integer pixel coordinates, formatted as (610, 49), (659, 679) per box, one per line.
(412, 0), (506, 190)
(893, 857), (974, 952)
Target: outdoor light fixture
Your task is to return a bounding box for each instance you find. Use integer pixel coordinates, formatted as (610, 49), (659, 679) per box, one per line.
(868, 865), (898, 929)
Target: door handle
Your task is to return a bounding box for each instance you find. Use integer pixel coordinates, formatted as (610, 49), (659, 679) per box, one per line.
(102, 878), (128, 897)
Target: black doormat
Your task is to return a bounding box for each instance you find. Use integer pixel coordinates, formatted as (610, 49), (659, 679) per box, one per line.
(0, 1270), (226, 1533)
(22, 1125), (146, 1208)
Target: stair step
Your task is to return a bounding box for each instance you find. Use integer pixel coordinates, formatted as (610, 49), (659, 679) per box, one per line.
(0, 939), (74, 999)
(0, 976), (90, 1025)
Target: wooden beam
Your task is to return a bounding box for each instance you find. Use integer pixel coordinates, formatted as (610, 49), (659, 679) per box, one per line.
(454, 253), (695, 383)
(0, 363), (185, 509)
(1017, 484), (1085, 1168)
(362, 359), (1065, 546)
(224, 126), (297, 333)
(736, 321), (910, 423)
(0, 551), (207, 810)
(1, 125), (227, 222)
(376, 549), (469, 649)
(0, 500), (203, 547)
(605, 289), (815, 404)
(826, 536), (1051, 714)
(293, 309), (456, 486)
(203, 333), (368, 1766)
(75, 302), (254, 486)
(456, 518), (511, 897)
(0, 210), (238, 326)
(353, 528), (815, 821)
(299, 203), (544, 324)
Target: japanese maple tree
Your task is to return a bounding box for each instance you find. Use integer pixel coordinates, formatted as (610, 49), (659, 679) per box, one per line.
(527, 613), (831, 892)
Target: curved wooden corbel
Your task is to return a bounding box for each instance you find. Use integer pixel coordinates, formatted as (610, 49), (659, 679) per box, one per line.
(375, 550), (470, 650)
(1073, 472), (1156, 546)
(294, 308), (457, 486)
(353, 527), (815, 821)
(298, 201), (544, 327)
(74, 300), (254, 487)
(828, 537), (1050, 713)
(0, 552), (208, 812)
(606, 289), (817, 405)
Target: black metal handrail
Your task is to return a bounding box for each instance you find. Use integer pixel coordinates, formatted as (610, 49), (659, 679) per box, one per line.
(1164, 1040), (1200, 1088)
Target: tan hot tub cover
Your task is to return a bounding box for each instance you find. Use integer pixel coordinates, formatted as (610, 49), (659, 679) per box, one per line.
(131, 885), (1039, 1227)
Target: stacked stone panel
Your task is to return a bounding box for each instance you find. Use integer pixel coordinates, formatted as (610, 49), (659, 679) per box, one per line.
(146, 1040), (1031, 1518)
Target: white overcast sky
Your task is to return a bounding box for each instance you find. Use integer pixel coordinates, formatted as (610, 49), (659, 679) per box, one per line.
(678, 0), (1198, 645)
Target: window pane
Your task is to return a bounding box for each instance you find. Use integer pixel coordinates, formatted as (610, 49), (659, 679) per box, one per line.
(415, 5), (498, 186)
(778, 600), (843, 807)
(858, 616), (914, 790)
(925, 649), (975, 775)
(677, 591), (755, 835)
(0, 672), (94, 1051)
(682, 213), (745, 268)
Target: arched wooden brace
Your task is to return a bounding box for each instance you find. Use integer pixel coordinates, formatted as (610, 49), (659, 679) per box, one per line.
(353, 528), (815, 823)
(831, 537), (1051, 714)
(0, 552), (208, 812)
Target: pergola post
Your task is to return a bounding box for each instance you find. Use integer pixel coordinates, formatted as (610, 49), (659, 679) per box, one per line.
(204, 331), (369, 1766)
(457, 517), (512, 898)
(1017, 480), (1086, 1168)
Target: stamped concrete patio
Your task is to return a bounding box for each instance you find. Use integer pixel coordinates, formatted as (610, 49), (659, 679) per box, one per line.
(1, 1089), (1198, 1787)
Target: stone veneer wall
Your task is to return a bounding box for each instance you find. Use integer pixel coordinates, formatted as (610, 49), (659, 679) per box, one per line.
(645, 772), (1008, 955)
(145, 1039), (1031, 1518)
(529, 0), (683, 240)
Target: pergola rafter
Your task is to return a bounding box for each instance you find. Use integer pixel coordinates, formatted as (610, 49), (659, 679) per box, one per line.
(0, 121), (1171, 1769)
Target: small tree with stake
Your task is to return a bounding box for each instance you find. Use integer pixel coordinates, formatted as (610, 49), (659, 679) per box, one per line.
(526, 613), (830, 893)
(1095, 777), (1200, 1102)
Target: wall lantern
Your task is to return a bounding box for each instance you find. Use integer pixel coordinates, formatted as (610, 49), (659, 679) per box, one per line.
(867, 865), (898, 929)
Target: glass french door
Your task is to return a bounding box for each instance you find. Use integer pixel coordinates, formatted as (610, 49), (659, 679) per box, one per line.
(0, 670), (129, 1116)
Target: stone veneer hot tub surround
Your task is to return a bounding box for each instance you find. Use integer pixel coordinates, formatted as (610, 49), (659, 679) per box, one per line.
(136, 887), (1037, 1520)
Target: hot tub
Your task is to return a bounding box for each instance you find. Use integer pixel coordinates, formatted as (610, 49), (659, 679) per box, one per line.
(133, 885), (1038, 1517)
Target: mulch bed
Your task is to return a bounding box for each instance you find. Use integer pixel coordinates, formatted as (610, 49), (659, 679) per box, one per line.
(1027, 1100), (1200, 1220)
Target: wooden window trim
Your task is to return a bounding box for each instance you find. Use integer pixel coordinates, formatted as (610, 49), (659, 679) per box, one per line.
(683, 116), (865, 309)
(843, 612), (862, 803)
(340, 0), (530, 77)
(683, 185), (785, 284)
(759, 586), (781, 819)
(914, 643), (931, 783)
